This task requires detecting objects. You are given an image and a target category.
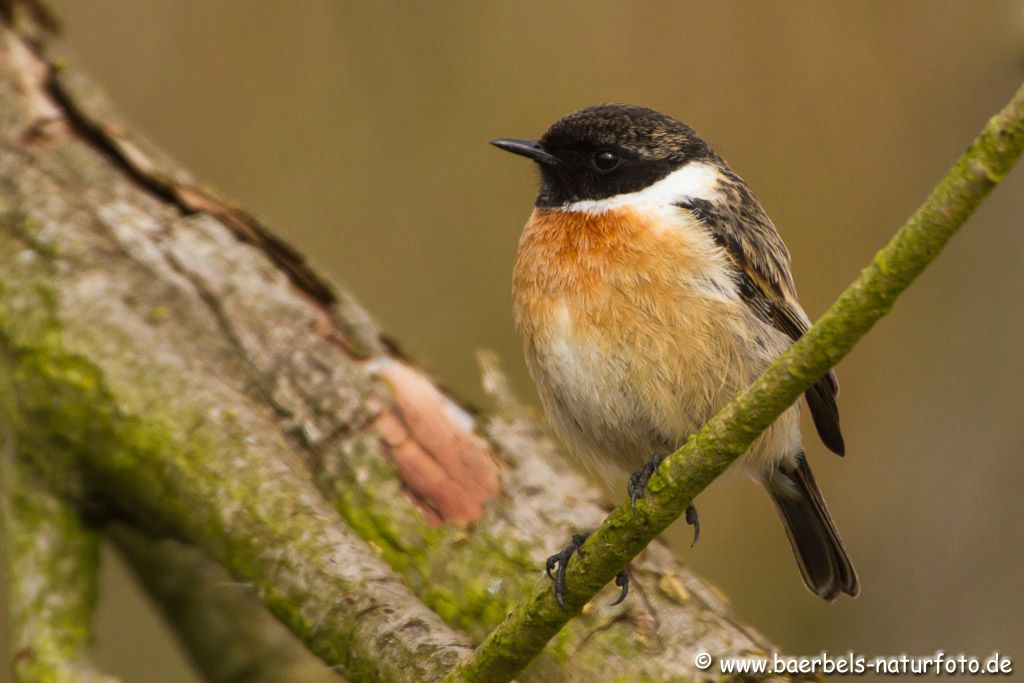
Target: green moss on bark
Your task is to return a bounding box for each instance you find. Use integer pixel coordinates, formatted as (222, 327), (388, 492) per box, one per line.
(320, 435), (537, 640)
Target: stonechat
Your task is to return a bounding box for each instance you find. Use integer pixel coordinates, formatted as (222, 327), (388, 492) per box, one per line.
(492, 104), (858, 606)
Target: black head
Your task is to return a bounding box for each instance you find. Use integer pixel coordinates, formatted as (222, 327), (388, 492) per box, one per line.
(492, 104), (714, 208)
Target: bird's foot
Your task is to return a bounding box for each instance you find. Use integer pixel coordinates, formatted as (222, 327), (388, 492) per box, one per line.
(611, 567), (630, 605)
(627, 453), (666, 511)
(546, 532), (591, 612)
(627, 454), (701, 546)
(685, 503), (700, 547)
(546, 532), (632, 609)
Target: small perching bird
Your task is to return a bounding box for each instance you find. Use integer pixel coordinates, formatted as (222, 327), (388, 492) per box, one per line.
(492, 104), (858, 608)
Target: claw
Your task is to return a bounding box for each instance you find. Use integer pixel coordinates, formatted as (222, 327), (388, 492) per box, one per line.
(544, 555), (558, 580)
(610, 569), (630, 606)
(545, 532), (591, 612)
(628, 453), (666, 512)
(685, 504), (700, 547)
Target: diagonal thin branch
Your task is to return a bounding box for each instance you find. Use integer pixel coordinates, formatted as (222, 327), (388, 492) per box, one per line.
(444, 81), (1024, 683)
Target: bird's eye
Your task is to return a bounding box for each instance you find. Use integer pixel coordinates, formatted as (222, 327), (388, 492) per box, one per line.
(592, 149), (620, 171)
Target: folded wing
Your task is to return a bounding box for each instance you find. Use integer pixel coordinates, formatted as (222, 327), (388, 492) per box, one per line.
(677, 175), (844, 456)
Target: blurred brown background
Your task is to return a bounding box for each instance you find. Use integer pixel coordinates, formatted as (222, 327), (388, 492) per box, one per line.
(3, 1), (1023, 680)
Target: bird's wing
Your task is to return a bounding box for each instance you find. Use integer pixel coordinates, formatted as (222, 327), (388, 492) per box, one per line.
(677, 178), (844, 455)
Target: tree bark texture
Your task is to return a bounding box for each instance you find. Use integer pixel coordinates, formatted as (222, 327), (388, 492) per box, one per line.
(0, 6), (795, 682)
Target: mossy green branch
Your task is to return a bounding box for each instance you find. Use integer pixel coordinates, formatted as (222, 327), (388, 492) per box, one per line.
(0, 435), (119, 683)
(445, 81), (1024, 683)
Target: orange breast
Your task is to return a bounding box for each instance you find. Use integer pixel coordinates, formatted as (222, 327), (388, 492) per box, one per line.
(513, 206), (713, 344)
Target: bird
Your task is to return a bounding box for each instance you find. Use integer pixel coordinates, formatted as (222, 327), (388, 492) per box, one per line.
(491, 104), (858, 608)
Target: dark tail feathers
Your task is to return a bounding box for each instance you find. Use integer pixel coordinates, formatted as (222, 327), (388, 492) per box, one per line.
(767, 454), (859, 601)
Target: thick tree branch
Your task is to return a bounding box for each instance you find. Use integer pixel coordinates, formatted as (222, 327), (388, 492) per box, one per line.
(0, 23), (473, 683)
(0, 436), (119, 683)
(446, 81), (1024, 683)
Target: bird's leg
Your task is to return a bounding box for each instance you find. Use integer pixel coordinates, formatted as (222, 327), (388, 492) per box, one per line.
(611, 567), (630, 605)
(628, 453), (701, 546)
(685, 503), (700, 547)
(545, 532), (590, 612)
(548, 451), (699, 611)
(627, 453), (666, 511)
(546, 531), (632, 610)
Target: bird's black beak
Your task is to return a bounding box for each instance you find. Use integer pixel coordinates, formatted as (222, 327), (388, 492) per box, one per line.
(490, 138), (559, 166)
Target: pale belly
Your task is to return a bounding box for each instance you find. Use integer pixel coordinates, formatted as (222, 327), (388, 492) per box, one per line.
(522, 294), (800, 487)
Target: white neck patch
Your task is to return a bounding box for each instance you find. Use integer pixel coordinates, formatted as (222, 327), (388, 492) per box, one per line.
(558, 161), (722, 214)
